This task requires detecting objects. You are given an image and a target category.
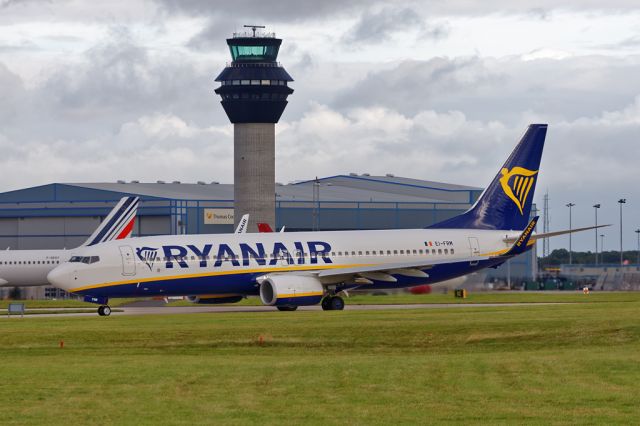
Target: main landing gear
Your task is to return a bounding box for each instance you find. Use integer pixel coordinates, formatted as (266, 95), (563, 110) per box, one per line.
(321, 295), (345, 311)
(97, 305), (112, 316)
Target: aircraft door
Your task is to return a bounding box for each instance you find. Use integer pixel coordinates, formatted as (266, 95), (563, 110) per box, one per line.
(119, 245), (136, 276)
(468, 237), (480, 266)
(278, 250), (291, 267)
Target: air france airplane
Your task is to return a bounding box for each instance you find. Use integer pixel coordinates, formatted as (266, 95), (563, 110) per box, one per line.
(47, 124), (604, 316)
(0, 196), (139, 287)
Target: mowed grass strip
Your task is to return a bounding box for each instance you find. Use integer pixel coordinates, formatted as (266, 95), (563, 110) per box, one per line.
(0, 299), (639, 424)
(2, 291), (636, 309)
(166, 290), (640, 307)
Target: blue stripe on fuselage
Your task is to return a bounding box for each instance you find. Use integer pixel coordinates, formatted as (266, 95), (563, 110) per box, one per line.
(76, 258), (506, 299)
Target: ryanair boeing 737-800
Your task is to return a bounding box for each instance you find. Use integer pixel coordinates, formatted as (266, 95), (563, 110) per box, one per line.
(47, 124), (605, 316)
(0, 196), (139, 288)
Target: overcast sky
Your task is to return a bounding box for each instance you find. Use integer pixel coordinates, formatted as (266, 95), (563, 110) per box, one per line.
(1, 0), (640, 252)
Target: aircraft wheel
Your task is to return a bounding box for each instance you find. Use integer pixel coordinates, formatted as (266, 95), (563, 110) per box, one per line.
(277, 305), (298, 311)
(102, 305), (112, 316)
(97, 306), (104, 316)
(330, 296), (345, 311)
(321, 297), (332, 311)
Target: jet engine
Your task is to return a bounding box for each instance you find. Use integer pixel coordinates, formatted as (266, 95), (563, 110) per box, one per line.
(186, 295), (244, 304)
(259, 275), (324, 306)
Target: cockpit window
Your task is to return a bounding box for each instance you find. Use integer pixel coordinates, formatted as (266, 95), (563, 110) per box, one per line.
(69, 256), (100, 264)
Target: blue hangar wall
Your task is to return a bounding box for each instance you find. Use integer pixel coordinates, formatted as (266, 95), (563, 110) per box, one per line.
(0, 174), (535, 280)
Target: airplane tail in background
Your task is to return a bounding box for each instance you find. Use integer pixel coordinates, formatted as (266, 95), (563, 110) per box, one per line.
(82, 196), (140, 246)
(430, 124), (547, 231)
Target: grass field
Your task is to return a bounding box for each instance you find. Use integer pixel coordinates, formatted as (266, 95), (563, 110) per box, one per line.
(165, 290), (638, 307)
(2, 291), (635, 309)
(1, 293), (639, 424)
(0, 298), (136, 309)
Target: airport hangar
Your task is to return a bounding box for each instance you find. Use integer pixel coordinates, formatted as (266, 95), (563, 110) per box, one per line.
(0, 174), (536, 298)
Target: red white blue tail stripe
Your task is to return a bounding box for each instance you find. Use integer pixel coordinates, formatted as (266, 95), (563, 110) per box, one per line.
(82, 196), (139, 246)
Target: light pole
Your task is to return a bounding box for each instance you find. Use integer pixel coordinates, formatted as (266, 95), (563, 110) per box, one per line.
(566, 203), (575, 264)
(635, 229), (640, 265)
(600, 234), (605, 262)
(593, 204), (600, 264)
(618, 199), (626, 266)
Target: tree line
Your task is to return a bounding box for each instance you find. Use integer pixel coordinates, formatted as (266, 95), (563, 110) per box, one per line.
(539, 249), (640, 268)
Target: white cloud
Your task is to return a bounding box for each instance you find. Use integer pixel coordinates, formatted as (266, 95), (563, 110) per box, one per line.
(1, 0), (640, 251)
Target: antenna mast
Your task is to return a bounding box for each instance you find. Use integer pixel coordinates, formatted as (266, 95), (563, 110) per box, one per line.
(244, 24), (266, 37)
(543, 190), (550, 257)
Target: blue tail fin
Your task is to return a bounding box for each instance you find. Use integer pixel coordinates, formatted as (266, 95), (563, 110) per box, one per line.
(430, 124), (547, 230)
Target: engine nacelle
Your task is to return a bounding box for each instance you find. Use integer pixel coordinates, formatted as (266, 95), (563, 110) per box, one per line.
(186, 295), (244, 304)
(259, 275), (324, 306)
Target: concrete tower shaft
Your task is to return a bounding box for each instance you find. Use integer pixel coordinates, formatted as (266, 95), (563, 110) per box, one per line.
(234, 123), (275, 231)
(214, 28), (293, 232)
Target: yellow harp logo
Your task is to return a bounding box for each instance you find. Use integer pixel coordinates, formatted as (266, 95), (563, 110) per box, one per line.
(499, 167), (538, 215)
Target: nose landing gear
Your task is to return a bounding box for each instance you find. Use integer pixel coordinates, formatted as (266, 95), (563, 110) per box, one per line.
(97, 305), (112, 316)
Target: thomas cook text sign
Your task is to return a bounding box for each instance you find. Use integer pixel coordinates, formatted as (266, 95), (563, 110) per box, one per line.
(204, 209), (234, 225)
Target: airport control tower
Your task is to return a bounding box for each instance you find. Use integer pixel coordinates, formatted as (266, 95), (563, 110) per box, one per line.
(215, 25), (294, 232)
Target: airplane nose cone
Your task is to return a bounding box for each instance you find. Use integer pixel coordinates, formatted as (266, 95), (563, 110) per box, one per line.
(47, 265), (73, 291)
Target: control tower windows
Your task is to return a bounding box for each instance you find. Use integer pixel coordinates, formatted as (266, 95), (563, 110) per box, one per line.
(229, 44), (280, 62)
(225, 80), (288, 86)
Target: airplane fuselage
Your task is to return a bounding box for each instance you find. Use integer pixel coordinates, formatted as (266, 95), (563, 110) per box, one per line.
(0, 249), (69, 287)
(48, 228), (521, 298)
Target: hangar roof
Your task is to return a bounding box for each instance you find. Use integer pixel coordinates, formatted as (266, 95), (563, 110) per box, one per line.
(0, 174), (482, 204)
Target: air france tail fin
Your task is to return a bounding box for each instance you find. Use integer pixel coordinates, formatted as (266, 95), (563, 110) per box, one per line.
(430, 124), (547, 231)
(257, 223), (274, 233)
(82, 196), (140, 246)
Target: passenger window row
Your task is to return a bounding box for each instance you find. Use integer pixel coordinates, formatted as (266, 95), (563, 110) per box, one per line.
(2, 260), (60, 265)
(161, 247), (456, 263)
(330, 248), (455, 257)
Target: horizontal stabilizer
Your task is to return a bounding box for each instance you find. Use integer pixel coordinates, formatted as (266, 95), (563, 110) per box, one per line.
(504, 224), (611, 244)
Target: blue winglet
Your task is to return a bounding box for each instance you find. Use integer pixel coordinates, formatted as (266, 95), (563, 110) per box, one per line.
(504, 216), (539, 256)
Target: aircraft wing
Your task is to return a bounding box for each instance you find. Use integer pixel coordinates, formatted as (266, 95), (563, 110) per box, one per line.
(315, 255), (493, 281)
(315, 216), (539, 282)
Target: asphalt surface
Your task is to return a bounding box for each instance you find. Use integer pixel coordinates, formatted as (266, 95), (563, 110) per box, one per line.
(0, 302), (565, 318)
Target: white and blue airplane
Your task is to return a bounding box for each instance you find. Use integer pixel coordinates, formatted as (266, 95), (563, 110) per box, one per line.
(47, 124), (604, 316)
(0, 196), (139, 287)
